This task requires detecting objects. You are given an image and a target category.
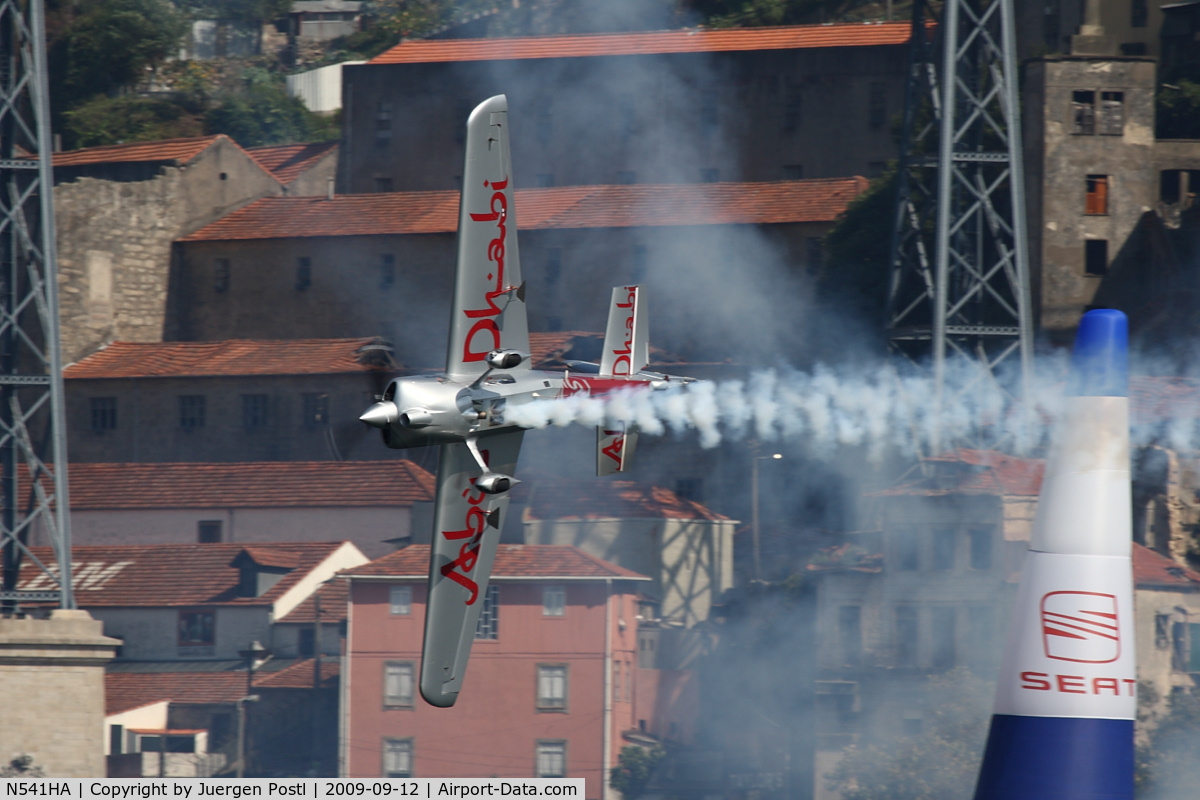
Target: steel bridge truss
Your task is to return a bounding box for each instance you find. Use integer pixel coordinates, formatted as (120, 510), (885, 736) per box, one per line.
(887, 0), (1034, 451)
(0, 0), (73, 613)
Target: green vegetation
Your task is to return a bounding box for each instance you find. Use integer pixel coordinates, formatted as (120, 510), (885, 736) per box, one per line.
(824, 668), (992, 800)
(819, 168), (897, 325)
(609, 745), (665, 800)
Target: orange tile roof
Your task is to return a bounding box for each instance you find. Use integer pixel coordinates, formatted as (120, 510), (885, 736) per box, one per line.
(20, 542), (350, 607)
(65, 461), (434, 510)
(246, 142), (338, 184)
(524, 476), (730, 521)
(52, 135), (227, 168)
(277, 577), (349, 624)
(370, 21), (919, 64)
(529, 331), (599, 366)
(107, 672), (246, 714)
(347, 544), (650, 580)
(64, 338), (396, 379)
(179, 179), (868, 242)
(254, 658), (339, 689)
(1133, 543), (1200, 590)
(877, 448), (1045, 498)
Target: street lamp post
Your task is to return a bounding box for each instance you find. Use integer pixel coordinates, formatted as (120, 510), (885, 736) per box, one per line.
(236, 694), (261, 779)
(751, 452), (783, 581)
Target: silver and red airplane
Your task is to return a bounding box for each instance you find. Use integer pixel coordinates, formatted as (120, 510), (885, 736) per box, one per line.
(359, 95), (691, 707)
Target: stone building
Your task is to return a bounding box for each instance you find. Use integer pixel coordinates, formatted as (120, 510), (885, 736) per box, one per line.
(337, 22), (915, 193)
(167, 178), (865, 366)
(52, 136), (284, 364)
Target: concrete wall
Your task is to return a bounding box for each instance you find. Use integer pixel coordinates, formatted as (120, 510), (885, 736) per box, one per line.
(105, 701), (168, 756)
(0, 610), (118, 777)
(66, 373), (394, 464)
(91, 606), (271, 661)
(523, 516), (735, 626)
(70, 506), (417, 560)
(1025, 56), (1157, 335)
(339, 46), (907, 193)
(54, 139), (282, 364)
(345, 578), (639, 791)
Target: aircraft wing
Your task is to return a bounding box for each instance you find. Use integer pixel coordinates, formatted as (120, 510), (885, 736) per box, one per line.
(420, 429), (523, 707)
(445, 94), (530, 381)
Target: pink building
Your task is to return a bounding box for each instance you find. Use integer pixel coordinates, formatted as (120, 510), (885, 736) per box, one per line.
(342, 545), (651, 795)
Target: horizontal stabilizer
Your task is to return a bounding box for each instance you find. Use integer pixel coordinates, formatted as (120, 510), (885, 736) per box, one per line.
(597, 423), (638, 476)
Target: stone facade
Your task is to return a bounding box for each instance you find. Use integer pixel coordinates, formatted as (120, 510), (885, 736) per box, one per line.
(53, 138), (283, 364)
(0, 610), (118, 777)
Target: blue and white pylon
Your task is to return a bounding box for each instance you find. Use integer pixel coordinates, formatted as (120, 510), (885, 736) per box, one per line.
(973, 309), (1134, 800)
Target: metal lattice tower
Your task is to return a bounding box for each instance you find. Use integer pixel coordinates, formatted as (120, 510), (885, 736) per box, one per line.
(0, 0), (73, 614)
(887, 0), (1035, 452)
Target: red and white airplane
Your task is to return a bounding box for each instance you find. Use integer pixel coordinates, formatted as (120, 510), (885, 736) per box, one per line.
(359, 95), (692, 707)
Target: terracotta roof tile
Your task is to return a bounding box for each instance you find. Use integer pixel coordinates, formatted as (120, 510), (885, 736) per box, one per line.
(179, 179), (868, 242)
(106, 672), (246, 714)
(1133, 543), (1200, 590)
(347, 544), (650, 580)
(64, 338), (397, 379)
(253, 658), (339, 689)
(277, 577), (348, 624)
(65, 461), (434, 510)
(20, 542), (351, 607)
(246, 142), (339, 185)
(524, 476), (730, 521)
(369, 21), (920, 64)
(878, 448), (1045, 497)
(52, 135), (227, 168)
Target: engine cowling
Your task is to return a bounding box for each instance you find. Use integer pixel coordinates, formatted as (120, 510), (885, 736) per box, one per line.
(476, 473), (520, 494)
(485, 349), (526, 370)
(398, 408), (434, 427)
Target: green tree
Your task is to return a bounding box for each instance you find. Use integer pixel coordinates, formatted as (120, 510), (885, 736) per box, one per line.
(63, 95), (203, 148)
(1157, 80), (1200, 140)
(825, 668), (992, 800)
(204, 66), (326, 146)
(818, 168), (897, 328)
(55, 0), (186, 107)
(609, 745), (664, 800)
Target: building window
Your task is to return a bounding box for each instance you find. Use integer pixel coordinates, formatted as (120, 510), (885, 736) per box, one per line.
(1131, 0), (1147, 27)
(536, 741), (566, 778)
(382, 738), (412, 778)
(782, 85), (801, 133)
(373, 177), (393, 192)
(838, 605), (863, 666)
(375, 101), (392, 148)
(616, 171), (636, 185)
(384, 661), (415, 707)
(543, 586), (565, 617)
(932, 526), (957, 570)
(179, 395), (206, 429)
(475, 584), (499, 640)
(197, 520), (222, 544)
(614, 661), (621, 701)
(895, 606), (918, 666)
(675, 478), (703, 501)
(1085, 239), (1109, 275)
(545, 248), (562, 285)
(869, 82), (888, 130)
(296, 257), (312, 291)
(893, 526), (919, 570)
(178, 610), (215, 654)
(1100, 91), (1124, 135)
(968, 527), (993, 570)
(1086, 175), (1109, 215)
(536, 173), (555, 188)
(299, 628), (316, 657)
(1072, 91), (1096, 135)
(783, 164), (804, 180)
(931, 607), (956, 669)
(242, 394), (269, 429)
(214, 258), (230, 292)
(380, 254), (395, 289)
(537, 665), (568, 711)
(302, 392), (329, 427)
(624, 662), (631, 702)
(90, 397), (117, 433)
(699, 168), (719, 183)
(389, 585), (412, 616)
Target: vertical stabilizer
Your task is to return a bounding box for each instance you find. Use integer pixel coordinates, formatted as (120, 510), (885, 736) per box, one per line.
(973, 309), (1133, 800)
(599, 285), (648, 378)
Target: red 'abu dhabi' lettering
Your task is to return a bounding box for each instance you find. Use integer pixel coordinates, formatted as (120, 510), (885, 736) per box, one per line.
(463, 179), (511, 362)
(438, 457), (493, 604)
(1019, 671), (1136, 695)
(601, 430), (625, 466)
(610, 287), (636, 376)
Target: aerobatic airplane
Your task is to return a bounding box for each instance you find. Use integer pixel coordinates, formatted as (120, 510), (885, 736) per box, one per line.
(359, 95), (691, 707)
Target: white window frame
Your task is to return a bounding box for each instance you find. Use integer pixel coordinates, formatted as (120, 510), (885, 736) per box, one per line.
(543, 585), (565, 617)
(537, 664), (568, 711)
(475, 585), (499, 640)
(383, 661), (414, 708)
(536, 740), (566, 778)
(389, 585), (412, 616)
(383, 738), (413, 778)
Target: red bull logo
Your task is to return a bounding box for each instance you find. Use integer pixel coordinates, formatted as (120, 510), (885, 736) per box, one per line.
(1041, 591), (1120, 663)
